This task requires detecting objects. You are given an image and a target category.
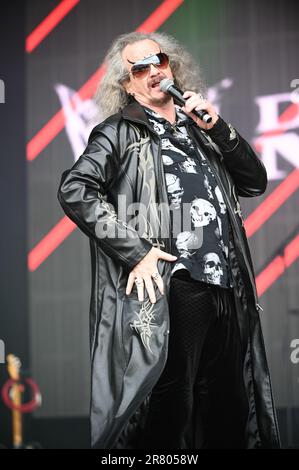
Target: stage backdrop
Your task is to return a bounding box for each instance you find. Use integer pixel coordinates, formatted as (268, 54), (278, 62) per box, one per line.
(27, 0), (299, 447)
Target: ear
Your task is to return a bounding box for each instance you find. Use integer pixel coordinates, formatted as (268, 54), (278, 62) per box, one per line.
(122, 79), (132, 95)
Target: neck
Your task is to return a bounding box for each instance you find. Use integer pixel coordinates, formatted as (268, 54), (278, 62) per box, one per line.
(137, 97), (176, 125)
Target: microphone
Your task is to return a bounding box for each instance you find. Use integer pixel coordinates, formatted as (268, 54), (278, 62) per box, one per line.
(160, 79), (212, 124)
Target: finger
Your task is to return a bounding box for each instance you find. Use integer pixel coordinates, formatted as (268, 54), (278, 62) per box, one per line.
(158, 251), (177, 262)
(185, 97), (206, 114)
(152, 272), (164, 296)
(194, 101), (209, 112)
(194, 105), (207, 112)
(144, 277), (156, 304)
(185, 92), (205, 103)
(186, 93), (202, 101)
(126, 273), (135, 295)
(183, 90), (196, 99)
(187, 92), (205, 102)
(135, 278), (144, 302)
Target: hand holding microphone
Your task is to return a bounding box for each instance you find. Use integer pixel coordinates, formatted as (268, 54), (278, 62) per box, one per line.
(159, 79), (218, 130)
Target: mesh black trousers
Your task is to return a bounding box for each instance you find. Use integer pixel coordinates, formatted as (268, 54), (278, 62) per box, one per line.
(138, 269), (249, 449)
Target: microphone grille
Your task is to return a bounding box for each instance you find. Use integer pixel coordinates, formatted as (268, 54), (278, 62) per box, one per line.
(159, 79), (174, 93)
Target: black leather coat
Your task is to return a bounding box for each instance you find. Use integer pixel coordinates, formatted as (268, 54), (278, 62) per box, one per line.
(57, 98), (281, 449)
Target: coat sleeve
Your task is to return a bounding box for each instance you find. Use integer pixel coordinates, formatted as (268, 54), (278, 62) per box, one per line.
(57, 122), (153, 271)
(205, 116), (267, 197)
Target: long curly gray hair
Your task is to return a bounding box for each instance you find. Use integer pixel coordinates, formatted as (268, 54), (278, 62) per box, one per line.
(95, 31), (207, 119)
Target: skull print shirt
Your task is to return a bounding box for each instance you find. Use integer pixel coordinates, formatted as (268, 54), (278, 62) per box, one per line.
(144, 105), (233, 289)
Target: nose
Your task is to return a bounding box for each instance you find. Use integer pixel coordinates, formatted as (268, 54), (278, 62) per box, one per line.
(149, 63), (159, 76)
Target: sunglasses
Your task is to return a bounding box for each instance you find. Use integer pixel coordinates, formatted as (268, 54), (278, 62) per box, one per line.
(127, 52), (169, 79)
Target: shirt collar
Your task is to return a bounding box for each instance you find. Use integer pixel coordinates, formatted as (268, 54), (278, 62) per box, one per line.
(143, 105), (191, 127)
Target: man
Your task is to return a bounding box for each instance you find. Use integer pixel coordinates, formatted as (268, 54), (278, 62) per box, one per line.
(58, 32), (280, 449)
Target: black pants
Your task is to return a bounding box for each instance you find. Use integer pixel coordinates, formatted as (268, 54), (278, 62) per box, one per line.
(139, 269), (249, 449)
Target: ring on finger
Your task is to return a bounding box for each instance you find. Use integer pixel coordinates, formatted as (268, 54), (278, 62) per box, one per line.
(135, 278), (143, 286)
(152, 272), (160, 281)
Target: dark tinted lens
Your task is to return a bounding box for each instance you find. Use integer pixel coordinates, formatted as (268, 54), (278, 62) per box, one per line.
(131, 63), (150, 78)
(156, 52), (169, 68)
(130, 53), (169, 78)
